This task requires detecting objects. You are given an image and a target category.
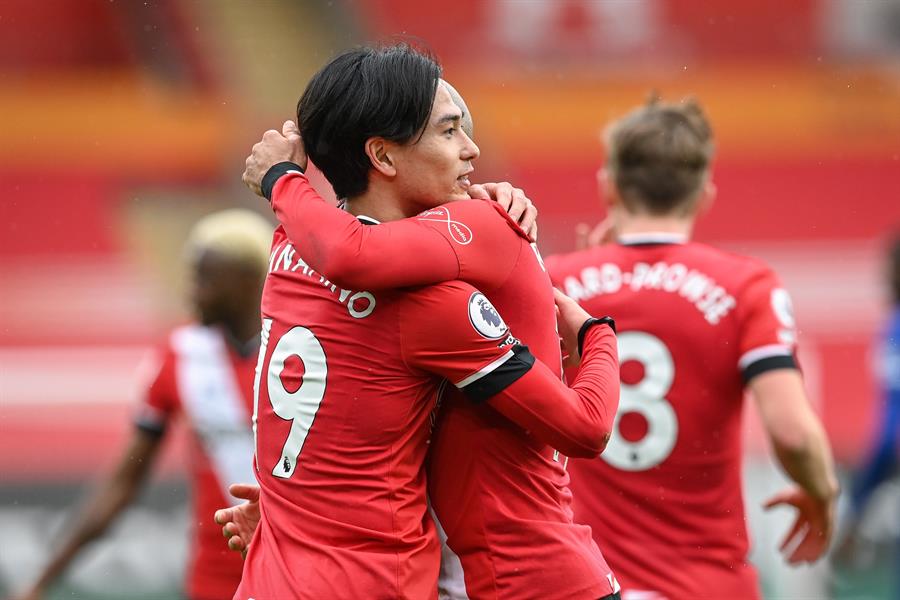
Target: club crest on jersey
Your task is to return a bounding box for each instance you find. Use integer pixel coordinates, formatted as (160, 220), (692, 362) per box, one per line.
(468, 292), (508, 339)
(771, 287), (797, 345)
(417, 206), (473, 245)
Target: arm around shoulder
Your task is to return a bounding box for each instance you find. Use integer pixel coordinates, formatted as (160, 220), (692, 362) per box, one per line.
(271, 173), (460, 290)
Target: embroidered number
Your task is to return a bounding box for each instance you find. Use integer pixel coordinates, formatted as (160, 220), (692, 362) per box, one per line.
(254, 319), (327, 479)
(602, 331), (678, 471)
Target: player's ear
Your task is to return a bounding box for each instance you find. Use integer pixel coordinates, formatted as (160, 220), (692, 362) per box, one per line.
(698, 180), (716, 215)
(597, 167), (618, 209)
(364, 137), (396, 177)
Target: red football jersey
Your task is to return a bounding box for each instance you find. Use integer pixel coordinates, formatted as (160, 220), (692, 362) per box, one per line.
(545, 234), (800, 600)
(135, 324), (257, 600)
(265, 172), (622, 600)
(241, 219), (615, 599)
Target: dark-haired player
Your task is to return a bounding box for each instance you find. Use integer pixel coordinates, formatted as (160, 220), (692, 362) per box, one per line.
(545, 97), (840, 599)
(235, 45), (620, 600)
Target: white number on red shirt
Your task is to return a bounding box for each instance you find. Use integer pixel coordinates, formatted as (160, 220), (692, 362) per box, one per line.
(602, 331), (678, 471)
(254, 319), (328, 479)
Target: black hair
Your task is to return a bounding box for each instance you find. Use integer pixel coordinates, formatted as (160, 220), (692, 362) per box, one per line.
(297, 44), (442, 199)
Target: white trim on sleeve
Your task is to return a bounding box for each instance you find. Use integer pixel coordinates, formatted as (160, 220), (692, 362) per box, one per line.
(738, 344), (794, 371)
(455, 349), (515, 389)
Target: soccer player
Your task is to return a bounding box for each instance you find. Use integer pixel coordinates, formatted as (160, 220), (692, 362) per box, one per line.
(12, 209), (273, 600)
(236, 45), (620, 600)
(836, 235), (900, 594)
(544, 97), (840, 599)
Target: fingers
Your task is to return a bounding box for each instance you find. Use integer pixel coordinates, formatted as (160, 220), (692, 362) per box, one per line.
(227, 535), (246, 552)
(788, 524), (826, 564)
(527, 221), (538, 242)
(518, 203), (538, 240)
(766, 487), (834, 565)
(229, 483), (261, 502)
(214, 508), (233, 526)
(478, 183), (536, 236)
(467, 183), (490, 200)
(489, 183), (536, 236)
(506, 188), (528, 222)
(262, 128), (282, 142)
(282, 119), (301, 139)
(779, 513), (807, 553)
(483, 182), (513, 210)
(792, 505), (832, 563)
(788, 527), (826, 564)
(553, 287), (585, 313)
(561, 339), (579, 369)
(553, 287), (571, 308)
(763, 489), (796, 510)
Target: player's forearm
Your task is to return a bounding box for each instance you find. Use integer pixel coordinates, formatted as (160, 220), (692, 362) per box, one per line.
(772, 420), (839, 503)
(31, 475), (140, 588)
(31, 432), (158, 588)
(489, 328), (619, 457)
(272, 173), (371, 286)
(753, 371), (839, 502)
(272, 174), (458, 289)
(566, 325), (620, 453)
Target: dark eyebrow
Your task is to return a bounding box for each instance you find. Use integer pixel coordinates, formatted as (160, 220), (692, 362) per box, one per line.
(435, 113), (462, 126)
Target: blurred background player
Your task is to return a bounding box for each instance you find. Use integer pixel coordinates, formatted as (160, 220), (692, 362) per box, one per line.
(544, 97), (840, 599)
(834, 234), (900, 597)
(10, 209), (273, 600)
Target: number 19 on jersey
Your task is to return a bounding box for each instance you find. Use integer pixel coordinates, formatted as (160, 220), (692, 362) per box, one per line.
(253, 318), (328, 479)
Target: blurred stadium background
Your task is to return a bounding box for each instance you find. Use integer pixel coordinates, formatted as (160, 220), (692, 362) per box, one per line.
(1, 0), (898, 598)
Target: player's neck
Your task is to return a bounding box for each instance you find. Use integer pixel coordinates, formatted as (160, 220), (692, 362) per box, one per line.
(615, 213), (695, 239)
(342, 188), (412, 223)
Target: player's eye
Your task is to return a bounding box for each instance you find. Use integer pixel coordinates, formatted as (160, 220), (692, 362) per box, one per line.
(444, 126), (457, 136)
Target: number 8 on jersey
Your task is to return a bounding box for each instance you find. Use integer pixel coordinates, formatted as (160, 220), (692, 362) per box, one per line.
(602, 331), (678, 471)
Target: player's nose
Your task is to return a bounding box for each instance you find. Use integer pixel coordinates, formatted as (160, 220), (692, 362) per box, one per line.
(461, 130), (480, 161)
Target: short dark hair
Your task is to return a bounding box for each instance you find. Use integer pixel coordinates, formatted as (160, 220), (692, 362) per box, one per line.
(605, 95), (715, 215)
(297, 44), (442, 199)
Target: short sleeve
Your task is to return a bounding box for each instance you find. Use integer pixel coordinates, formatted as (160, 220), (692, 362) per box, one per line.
(735, 267), (799, 383)
(399, 281), (535, 403)
(133, 346), (179, 435)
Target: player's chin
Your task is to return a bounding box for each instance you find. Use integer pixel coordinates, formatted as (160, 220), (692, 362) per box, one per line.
(448, 186), (471, 201)
(451, 175), (473, 198)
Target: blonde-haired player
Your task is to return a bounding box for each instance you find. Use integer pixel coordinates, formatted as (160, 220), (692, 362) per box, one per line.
(13, 209), (273, 600)
(184, 207), (273, 274)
